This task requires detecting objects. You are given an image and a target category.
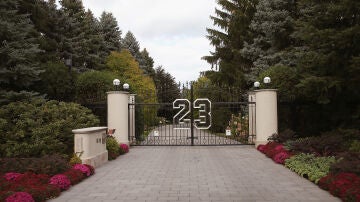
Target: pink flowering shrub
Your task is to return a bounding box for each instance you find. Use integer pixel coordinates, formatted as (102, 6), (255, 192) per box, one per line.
(5, 192), (34, 202)
(274, 145), (284, 152)
(273, 151), (291, 164)
(3, 173), (23, 181)
(73, 164), (91, 177)
(119, 144), (129, 155)
(257, 144), (266, 153)
(49, 174), (71, 190)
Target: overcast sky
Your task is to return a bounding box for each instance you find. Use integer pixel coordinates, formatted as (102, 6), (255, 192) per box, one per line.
(80, 0), (217, 83)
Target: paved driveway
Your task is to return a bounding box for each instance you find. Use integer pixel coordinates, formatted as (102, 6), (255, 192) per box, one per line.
(51, 146), (339, 202)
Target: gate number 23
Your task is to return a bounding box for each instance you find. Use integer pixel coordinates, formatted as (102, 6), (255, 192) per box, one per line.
(173, 99), (211, 129)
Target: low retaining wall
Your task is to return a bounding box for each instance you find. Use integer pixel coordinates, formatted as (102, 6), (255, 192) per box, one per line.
(73, 127), (108, 168)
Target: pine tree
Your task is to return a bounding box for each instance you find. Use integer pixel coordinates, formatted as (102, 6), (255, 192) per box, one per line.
(139, 48), (155, 78)
(99, 12), (122, 53)
(203, 0), (258, 88)
(241, 0), (295, 81)
(0, 0), (43, 97)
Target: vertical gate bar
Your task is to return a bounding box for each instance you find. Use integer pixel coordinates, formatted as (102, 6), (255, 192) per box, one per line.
(190, 84), (194, 146)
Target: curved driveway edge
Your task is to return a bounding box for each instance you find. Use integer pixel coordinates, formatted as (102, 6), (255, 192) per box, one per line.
(51, 146), (340, 202)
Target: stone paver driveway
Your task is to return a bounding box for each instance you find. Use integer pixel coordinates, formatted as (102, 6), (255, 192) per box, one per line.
(51, 146), (340, 202)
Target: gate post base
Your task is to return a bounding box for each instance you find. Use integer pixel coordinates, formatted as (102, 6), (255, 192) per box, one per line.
(254, 89), (278, 147)
(107, 91), (129, 145)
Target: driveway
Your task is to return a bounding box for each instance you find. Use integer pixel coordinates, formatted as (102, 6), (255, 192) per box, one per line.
(51, 146), (339, 202)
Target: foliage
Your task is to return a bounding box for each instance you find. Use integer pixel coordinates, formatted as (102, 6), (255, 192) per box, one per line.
(69, 153), (82, 166)
(267, 129), (296, 143)
(72, 164), (91, 177)
(284, 133), (345, 156)
(99, 11), (122, 52)
(284, 153), (337, 183)
(257, 142), (292, 164)
(49, 174), (71, 190)
(330, 152), (360, 176)
(203, 0), (257, 88)
(106, 137), (120, 160)
(75, 70), (115, 104)
(319, 173), (360, 201)
(106, 50), (157, 103)
(0, 155), (71, 175)
(33, 61), (78, 102)
(5, 192), (34, 202)
(84, 164), (95, 176)
(350, 140), (360, 152)
(0, 172), (61, 201)
(0, 98), (99, 158)
(0, 0), (43, 95)
(241, 0), (295, 81)
(62, 169), (84, 185)
(119, 144), (129, 155)
(154, 66), (180, 120)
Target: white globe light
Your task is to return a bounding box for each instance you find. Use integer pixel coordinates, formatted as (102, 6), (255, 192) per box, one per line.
(263, 77), (271, 84)
(254, 81), (260, 88)
(123, 83), (129, 90)
(113, 79), (120, 86)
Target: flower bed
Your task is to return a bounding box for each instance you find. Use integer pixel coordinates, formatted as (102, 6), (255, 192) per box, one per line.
(0, 164), (95, 201)
(257, 141), (360, 201)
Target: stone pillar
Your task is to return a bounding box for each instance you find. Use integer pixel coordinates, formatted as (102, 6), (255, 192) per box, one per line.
(107, 91), (129, 145)
(129, 94), (136, 144)
(254, 89), (278, 147)
(248, 91), (256, 143)
(73, 127), (108, 168)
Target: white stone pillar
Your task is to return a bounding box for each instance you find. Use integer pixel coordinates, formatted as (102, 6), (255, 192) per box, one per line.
(254, 89), (278, 146)
(129, 94), (136, 144)
(107, 91), (129, 145)
(248, 91), (256, 143)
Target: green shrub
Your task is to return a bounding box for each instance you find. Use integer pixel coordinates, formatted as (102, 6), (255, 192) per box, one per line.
(75, 70), (116, 104)
(0, 98), (99, 158)
(0, 155), (71, 175)
(284, 153), (337, 183)
(106, 137), (120, 160)
(33, 61), (78, 102)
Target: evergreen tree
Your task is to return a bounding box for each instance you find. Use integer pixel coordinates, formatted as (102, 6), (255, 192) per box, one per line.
(122, 31), (141, 58)
(154, 66), (180, 119)
(99, 12), (122, 53)
(139, 48), (155, 78)
(241, 0), (295, 81)
(203, 0), (258, 88)
(0, 0), (43, 102)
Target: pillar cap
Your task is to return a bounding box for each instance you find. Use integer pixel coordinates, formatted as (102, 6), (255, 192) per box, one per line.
(72, 127), (108, 134)
(106, 91), (129, 95)
(253, 89), (278, 92)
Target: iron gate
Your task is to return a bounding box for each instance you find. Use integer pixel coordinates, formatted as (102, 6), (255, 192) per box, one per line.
(129, 86), (256, 146)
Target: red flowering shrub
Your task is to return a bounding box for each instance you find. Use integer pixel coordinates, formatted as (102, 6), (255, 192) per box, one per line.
(3, 173), (23, 181)
(0, 191), (14, 201)
(49, 174), (71, 190)
(119, 144), (129, 155)
(84, 164), (95, 175)
(13, 172), (50, 186)
(318, 173), (336, 191)
(320, 172), (360, 201)
(73, 164), (91, 177)
(5, 192), (34, 202)
(63, 169), (85, 185)
(257, 144), (266, 153)
(273, 151), (292, 164)
(265, 142), (281, 158)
